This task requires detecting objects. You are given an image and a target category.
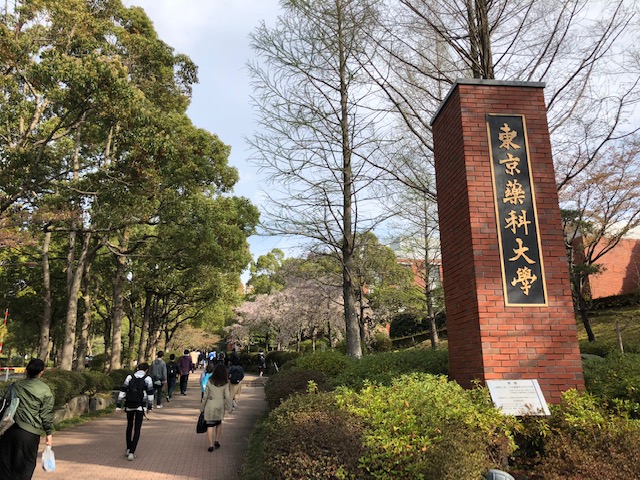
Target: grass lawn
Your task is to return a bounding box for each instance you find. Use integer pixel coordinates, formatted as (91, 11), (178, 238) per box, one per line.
(578, 305), (640, 354)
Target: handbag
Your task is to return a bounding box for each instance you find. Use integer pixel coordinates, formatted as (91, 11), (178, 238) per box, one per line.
(0, 383), (20, 437)
(196, 411), (207, 434)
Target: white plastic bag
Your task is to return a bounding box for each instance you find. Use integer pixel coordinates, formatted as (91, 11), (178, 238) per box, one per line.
(42, 445), (56, 472)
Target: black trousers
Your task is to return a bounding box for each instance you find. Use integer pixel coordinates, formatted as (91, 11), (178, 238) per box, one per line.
(0, 424), (41, 480)
(125, 410), (144, 454)
(180, 373), (189, 394)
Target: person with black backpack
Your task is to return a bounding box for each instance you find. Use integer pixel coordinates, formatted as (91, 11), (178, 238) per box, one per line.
(165, 354), (179, 402)
(116, 362), (154, 461)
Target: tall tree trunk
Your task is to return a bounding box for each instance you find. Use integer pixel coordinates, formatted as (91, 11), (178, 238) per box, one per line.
(109, 228), (129, 371)
(74, 247), (95, 371)
(337, 2), (361, 359)
(137, 290), (153, 365)
(103, 315), (112, 371)
(573, 275), (596, 342)
(38, 230), (52, 361)
(60, 231), (92, 370)
(423, 212), (439, 349)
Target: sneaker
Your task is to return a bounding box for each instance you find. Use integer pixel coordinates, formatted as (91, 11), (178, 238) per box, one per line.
(127, 453), (135, 461)
(166, 396), (170, 403)
(156, 404), (163, 409)
(232, 400), (238, 409)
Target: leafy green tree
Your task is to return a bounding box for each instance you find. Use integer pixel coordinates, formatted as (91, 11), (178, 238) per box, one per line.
(247, 249), (286, 296)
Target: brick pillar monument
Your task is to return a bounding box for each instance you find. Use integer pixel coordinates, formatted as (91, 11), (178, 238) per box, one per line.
(431, 79), (584, 403)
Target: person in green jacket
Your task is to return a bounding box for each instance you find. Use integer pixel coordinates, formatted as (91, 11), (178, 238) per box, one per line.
(0, 358), (54, 479)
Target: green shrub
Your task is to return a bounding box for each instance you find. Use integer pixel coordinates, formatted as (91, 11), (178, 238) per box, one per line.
(264, 369), (332, 410)
(41, 370), (86, 407)
(258, 392), (367, 479)
(389, 311), (426, 338)
(267, 351), (300, 372)
(81, 370), (114, 396)
(583, 352), (640, 414)
(284, 350), (353, 378)
(87, 353), (105, 371)
(333, 348), (449, 390)
(579, 340), (615, 357)
(368, 331), (393, 352)
(108, 369), (133, 390)
(529, 390), (640, 479)
(337, 374), (516, 480)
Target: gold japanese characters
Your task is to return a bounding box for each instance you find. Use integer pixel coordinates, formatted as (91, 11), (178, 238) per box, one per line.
(487, 115), (547, 306)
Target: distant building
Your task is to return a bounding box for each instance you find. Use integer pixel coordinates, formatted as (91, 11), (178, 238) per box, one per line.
(396, 257), (442, 290)
(574, 227), (640, 299)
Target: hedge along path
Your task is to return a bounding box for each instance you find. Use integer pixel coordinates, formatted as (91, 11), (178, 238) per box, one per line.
(31, 373), (268, 480)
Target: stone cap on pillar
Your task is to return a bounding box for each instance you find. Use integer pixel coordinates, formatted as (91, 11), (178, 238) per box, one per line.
(430, 79), (546, 126)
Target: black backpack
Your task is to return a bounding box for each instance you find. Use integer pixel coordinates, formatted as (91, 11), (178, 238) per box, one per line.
(167, 362), (178, 378)
(125, 375), (147, 408)
(229, 366), (244, 384)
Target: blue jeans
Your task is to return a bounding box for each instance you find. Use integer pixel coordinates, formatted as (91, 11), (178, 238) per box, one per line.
(167, 377), (177, 399)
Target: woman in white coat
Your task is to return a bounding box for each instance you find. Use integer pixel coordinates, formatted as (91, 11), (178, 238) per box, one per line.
(202, 363), (233, 451)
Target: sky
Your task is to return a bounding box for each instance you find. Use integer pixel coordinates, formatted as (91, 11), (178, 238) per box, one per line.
(123, 0), (287, 280)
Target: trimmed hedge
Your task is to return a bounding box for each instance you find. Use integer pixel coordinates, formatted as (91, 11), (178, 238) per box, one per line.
(254, 392), (367, 479)
(264, 369), (331, 410)
(332, 348), (449, 390)
(517, 390), (640, 479)
(337, 374), (515, 479)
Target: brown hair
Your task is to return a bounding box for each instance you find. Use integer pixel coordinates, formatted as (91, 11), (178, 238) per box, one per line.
(210, 363), (228, 387)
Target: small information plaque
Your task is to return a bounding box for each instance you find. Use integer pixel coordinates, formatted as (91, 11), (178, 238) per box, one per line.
(486, 379), (550, 416)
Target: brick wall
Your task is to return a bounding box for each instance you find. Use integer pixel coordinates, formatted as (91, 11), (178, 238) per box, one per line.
(432, 80), (584, 403)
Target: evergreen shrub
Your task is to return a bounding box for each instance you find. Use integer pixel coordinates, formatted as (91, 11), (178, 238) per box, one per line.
(368, 331), (393, 352)
(337, 374), (516, 480)
(258, 392), (367, 479)
(529, 390), (640, 479)
(41, 370), (86, 407)
(108, 369), (133, 390)
(87, 353), (105, 371)
(266, 351), (299, 371)
(389, 311), (425, 338)
(81, 370), (114, 396)
(333, 348), (449, 390)
(283, 350), (353, 378)
(264, 369), (331, 410)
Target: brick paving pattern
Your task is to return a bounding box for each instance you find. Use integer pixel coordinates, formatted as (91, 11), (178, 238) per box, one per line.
(32, 373), (268, 480)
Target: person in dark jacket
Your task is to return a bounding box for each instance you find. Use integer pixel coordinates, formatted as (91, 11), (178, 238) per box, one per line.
(165, 353), (179, 402)
(148, 351), (167, 408)
(178, 349), (193, 395)
(115, 362), (154, 461)
(0, 358), (54, 479)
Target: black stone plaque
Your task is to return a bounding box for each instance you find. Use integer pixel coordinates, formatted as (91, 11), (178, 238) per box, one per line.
(486, 114), (547, 306)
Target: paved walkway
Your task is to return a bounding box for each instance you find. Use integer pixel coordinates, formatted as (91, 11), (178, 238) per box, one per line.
(32, 372), (268, 480)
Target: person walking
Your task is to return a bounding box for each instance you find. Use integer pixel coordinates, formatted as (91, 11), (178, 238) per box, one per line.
(165, 353), (179, 402)
(199, 362), (214, 402)
(201, 363), (233, 451)
(115, 362), (154, 461)
(149, 351), (167, 409)
(189, 349), (199, 372)
(257, 350), (266, 377)
(0, 358), (54, 479)
(228, 356), (245, 410)
(178, 350), (193, 395)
